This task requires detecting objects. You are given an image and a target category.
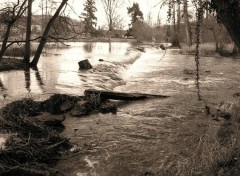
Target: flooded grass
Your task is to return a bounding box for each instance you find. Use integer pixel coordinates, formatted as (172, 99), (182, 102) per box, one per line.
(0, 57), (26, 72)
(179, 43), (218, 57)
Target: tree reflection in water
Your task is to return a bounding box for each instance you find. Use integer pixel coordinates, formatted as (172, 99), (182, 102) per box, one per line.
(24, 68), (31, 92)
(32, 66), (45, 88)
(24, 67), (45, 93)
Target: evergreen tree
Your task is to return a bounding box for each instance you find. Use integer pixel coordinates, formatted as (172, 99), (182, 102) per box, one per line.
(127, 3), (143, 26)
(126, 3), (143, 36)
(81, 0), (97, 35)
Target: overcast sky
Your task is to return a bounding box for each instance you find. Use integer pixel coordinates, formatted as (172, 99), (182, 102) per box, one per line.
(1, 0), (168, 29)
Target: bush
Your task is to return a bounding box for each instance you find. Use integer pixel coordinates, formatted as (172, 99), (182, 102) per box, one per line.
(3, 44), (36, 57)
(179, 43), (218, 57)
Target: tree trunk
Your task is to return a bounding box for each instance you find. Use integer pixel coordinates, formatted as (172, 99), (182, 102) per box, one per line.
(172, 2), (180, 48)
(212, 0), (240, 48)
(0, 25), (12, 59)
(84, 89), (169, 101)
(212, 30), (219, 51)
(177, 1), (181, 35)
(24, 67), (31, 92)
(183, 0), (192, 46)
(30, 0), (68, 66)
(23, 0), (32, 64)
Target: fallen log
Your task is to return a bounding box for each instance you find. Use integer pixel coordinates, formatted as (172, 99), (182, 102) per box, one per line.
(84, 89), (169, 101)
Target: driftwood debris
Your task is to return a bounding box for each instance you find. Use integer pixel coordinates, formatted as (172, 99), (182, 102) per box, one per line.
(84, 89), (169, 101)
(78, 59), (92, 70)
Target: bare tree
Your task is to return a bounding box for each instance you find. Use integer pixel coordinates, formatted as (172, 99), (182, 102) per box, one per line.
(0, 0), (28, 59)
(30, 0), (69, 66)
(101, 0), (124, 44)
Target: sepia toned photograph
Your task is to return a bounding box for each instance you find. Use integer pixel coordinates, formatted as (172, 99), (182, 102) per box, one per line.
(0, 0), (240, 175)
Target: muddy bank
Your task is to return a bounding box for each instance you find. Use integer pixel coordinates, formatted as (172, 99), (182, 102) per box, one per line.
(0, 90), (167, 175)
(0, 95), (78, 175)
(0, 93), (103, 175)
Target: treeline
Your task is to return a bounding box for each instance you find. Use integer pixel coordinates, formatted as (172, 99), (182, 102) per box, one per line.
(0, 0), (239, 67)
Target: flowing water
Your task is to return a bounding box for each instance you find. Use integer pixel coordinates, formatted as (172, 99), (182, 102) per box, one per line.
(0, 42), (138, 104)
(1, 42), (240, 175)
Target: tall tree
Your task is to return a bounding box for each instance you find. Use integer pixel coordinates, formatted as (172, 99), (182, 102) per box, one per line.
(30, 0), (68, 66)
(127, 2), (143, 37)
(211, 0), (240, 48)
(23, 0), (32, 64)
(81, 0), (97, 36)
(0, 0), (28, 59)
(183, 0), (192, 46)
(127, 3), (143, 27)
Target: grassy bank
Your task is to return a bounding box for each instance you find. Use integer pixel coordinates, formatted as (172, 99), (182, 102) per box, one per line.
(154, 100), (240, 176)
(0, 57), (26, 72)
(179, 43), (235, 57)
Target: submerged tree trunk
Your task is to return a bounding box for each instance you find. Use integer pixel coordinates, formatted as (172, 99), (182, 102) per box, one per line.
(30, 0), (68, 66)
(108, 33), (112, 52)
(212, 0), (240, 48)
(108, 15), (112, 51)
(23, 0), (33, 64)
(0, 26), (12, 59)
(84, 89), (169, 101)
(212, 30), (219, 51)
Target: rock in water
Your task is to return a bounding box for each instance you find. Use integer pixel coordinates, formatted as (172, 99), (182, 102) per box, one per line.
(78, 59), (92, 70)
(160, 44), (166, 50)
(33, 113), (66, 126)
(137, 46), (145, 52)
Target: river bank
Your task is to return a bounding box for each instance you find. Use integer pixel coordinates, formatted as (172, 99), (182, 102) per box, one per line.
(179, 43), (240, 58)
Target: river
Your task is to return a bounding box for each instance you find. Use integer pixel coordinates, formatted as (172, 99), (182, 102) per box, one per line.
(1, 42), (240, 175)
(0, 42), (137, 104)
